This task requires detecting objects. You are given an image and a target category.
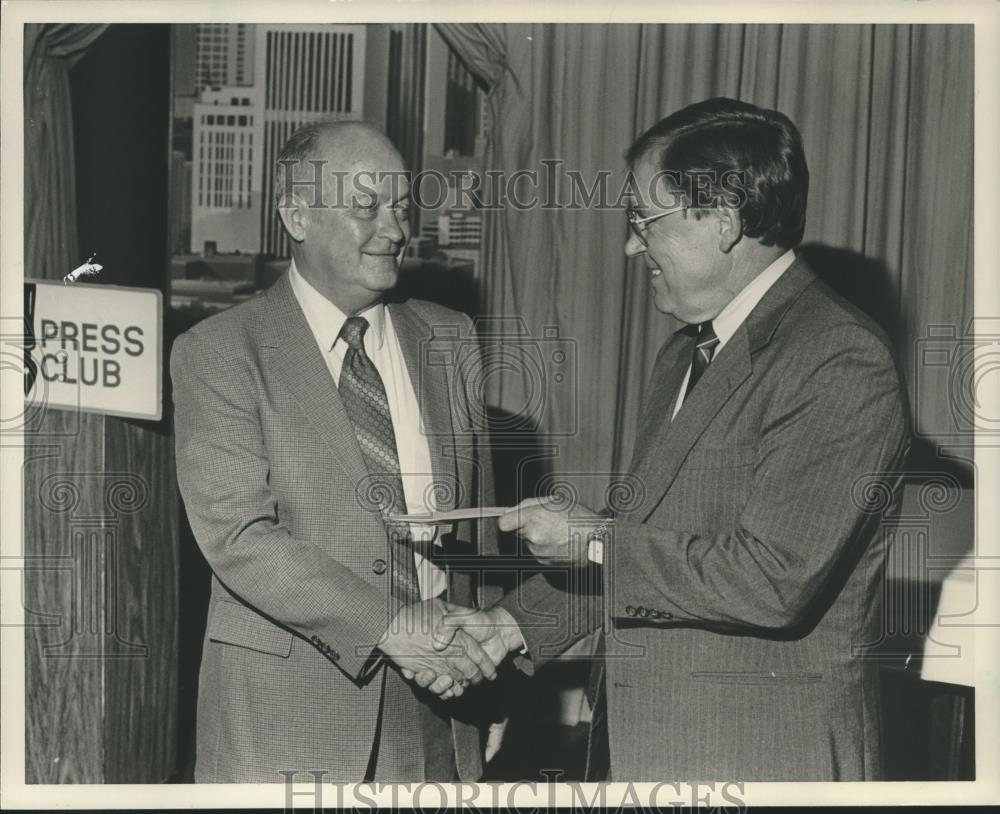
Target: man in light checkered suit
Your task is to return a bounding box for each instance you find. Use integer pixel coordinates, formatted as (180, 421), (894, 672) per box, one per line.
(172, 121), (501, 782)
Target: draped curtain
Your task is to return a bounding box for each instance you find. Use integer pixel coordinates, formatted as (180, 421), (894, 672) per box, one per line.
(24, 23), (108, 282)
(438, 23), (973, 505)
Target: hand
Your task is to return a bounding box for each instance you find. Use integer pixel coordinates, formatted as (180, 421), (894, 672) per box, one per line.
(379, 598), (498, 698)
(436, 604), (525, 664)
(402, 603), (524, 700)
(498, 496), (603, 566)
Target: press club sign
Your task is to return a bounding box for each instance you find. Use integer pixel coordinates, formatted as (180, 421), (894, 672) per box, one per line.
(24, 280), (162, 421)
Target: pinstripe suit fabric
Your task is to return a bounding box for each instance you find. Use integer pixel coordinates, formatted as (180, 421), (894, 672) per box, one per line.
(171, 273), (498, 782)
(503, 259), (910, 780)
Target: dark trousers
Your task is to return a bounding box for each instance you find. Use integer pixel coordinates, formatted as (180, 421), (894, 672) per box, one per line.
(584, 638), (611, 781)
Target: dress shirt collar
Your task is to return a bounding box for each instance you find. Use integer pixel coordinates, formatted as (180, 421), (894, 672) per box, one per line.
(287, 259), (386, 352)
(708, 248), (797, 348)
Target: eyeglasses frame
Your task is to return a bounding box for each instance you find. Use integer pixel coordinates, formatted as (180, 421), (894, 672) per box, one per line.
(626, 205), (687, 245)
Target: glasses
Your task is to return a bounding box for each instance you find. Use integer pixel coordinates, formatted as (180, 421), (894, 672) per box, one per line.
(626, 205), (686, 245)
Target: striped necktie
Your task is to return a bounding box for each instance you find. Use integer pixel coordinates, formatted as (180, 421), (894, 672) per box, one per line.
(337, 316), (421, 608)
(685, 321), (720, 398)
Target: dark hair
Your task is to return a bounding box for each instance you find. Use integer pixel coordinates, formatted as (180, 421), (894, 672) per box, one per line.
(626, 97), (809, 248)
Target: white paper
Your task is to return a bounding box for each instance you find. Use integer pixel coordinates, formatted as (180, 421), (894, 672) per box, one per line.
(387, 506), (510, 523)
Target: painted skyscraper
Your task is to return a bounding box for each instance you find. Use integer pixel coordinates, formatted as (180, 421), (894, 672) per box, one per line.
(189, 24), (382, 257)
(194, 23), (255, 91)
(190, 86), (262, 253)
(256, 24), (370, 257)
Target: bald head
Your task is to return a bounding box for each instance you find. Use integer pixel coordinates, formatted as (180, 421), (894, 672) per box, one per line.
(316, 121), (401, 166)
(273, 120), (406, 210)
(274, 120), (412, 315)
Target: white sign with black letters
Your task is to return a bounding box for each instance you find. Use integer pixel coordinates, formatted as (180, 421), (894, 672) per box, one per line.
(25, 279), (162, 421)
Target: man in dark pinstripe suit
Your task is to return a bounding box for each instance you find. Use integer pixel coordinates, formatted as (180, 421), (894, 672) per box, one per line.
(439, 98), (910, 780)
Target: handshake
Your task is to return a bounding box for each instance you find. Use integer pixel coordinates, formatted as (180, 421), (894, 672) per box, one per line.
(377, 598), (524, 701)
(378, 497), (607, 700)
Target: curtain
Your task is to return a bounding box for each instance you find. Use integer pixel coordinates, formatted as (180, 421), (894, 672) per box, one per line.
(438, 23), (974, 505)
(24, 23), (108, 282)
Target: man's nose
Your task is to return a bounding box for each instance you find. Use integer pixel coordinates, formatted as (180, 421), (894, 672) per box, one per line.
(625, 230), (646, 257)
(377, 208), (407, 244)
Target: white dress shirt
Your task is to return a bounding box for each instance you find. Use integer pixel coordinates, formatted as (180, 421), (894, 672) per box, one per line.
(589, 248), (797, 565)
(288, 261), (447, 599)
(671, 248), (797, 418)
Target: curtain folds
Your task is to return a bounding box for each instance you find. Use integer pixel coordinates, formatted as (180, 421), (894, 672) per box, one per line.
(24, 23), (108, 282)
(438, 24), (972, 504)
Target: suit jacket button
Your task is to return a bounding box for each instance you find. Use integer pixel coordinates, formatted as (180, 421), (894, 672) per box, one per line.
(372, 559), (387, 575)
(663, 612), (673, 620)
(639, 607), (649, 617)
(625, 605), (637, 617)
(331, 651), (340, 661)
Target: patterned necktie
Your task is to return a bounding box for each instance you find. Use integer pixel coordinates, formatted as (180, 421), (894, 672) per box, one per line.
(684, 320), (720, 398)
(337, 316), (421, 607)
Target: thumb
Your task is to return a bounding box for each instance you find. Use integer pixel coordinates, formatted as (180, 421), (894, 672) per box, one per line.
(500, 496), (557, 530)
(432, 613), (461, 651)
(499, 501), (534, 531)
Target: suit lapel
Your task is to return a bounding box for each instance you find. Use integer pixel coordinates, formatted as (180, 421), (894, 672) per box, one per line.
(628, 334), (694, 476)
(388, 302), (461, 512)
(628, 257), (818, 521)
(631, 330), (753, 519)
(256, 274), (372, 498)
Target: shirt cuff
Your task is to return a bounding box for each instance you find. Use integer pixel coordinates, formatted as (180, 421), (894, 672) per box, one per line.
(492, 605), (528, 655)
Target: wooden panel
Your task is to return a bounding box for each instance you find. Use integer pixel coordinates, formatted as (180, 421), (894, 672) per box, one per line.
(23, 407), (181, 783)
(22, 21), (177, 784)
(102, 417), (179, 782)
(23, 409), (107, 783)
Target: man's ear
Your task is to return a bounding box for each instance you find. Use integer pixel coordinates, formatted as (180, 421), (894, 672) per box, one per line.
(716, 206), (743, 253)
(276, 193), (309, 244)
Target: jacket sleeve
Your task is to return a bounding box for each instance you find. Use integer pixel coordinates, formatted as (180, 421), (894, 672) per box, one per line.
(171, 329), (388, 682)
(606, 324), (910, 631)
(498, 569), (604, 675)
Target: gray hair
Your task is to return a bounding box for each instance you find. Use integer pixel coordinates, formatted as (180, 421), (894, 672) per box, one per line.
(272, 120), (335, 209)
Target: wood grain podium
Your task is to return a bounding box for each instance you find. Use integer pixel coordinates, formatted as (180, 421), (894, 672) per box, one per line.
(22, 24), (179, 783)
